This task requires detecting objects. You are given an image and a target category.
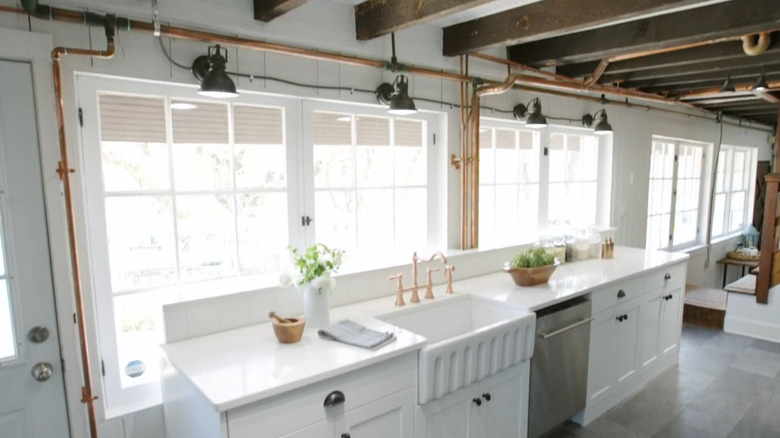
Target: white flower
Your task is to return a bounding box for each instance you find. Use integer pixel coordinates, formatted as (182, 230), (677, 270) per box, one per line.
(279, 272), (293, 287)
(311, 275), (327, 289)
(319, 253), (332, 266)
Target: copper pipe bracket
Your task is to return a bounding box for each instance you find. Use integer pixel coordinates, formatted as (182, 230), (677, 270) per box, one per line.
(56, 161), (75, 180)
(450, 154), (462, 170)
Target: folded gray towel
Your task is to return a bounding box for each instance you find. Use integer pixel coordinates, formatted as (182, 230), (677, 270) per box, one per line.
(318, 320), (396, 350)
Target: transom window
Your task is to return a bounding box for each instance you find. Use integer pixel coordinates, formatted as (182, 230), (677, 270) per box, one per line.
(712, 145), (756, 238)
(646, 137), (708, 250)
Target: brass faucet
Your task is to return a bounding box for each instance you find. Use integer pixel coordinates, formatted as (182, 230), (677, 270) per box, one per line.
(444, 265), (455, 294)
(391, 251), (452, 305)
(387, 274), (408, 306)
(425, 268), (440, 299)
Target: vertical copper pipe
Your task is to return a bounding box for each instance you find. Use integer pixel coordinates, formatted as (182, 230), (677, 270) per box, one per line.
(470, 89), (480, 248)
(52, 34), (116, 438)
(459, 55), (468, 249)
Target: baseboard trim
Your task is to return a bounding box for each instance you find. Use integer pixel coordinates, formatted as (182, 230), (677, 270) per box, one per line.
(724, 316), (780, 343)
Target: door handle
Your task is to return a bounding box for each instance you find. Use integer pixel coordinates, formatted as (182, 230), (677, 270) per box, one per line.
(323, 390), (345, 407)
(31, 362), (53, 382)
(539, 317), (593, 340)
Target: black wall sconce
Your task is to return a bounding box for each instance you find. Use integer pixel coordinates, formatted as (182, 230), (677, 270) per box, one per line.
(376, 74), (417, 115)
(582, 109), (613, 135)
(513, 97), (548, 128)
(192, 44), (238, 98)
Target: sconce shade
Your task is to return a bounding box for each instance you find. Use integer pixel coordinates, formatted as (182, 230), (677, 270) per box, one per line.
(525, 98), (548, 128)
(378, 75), (417, 115)
(593, 110), (613, 135)
(751, 68), (769, 91)
(195, 45), (238, 98)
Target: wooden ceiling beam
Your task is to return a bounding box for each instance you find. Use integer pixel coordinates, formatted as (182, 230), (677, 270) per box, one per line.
(639, 73), (780, 94)
(442, 0), (712, 56)
(254, 0), (309, 22)
(507, 0), (780, 67)
(355, 0), (494, 40)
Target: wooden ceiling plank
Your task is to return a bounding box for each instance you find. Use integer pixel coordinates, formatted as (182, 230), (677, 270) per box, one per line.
(254, 0), (309, 22)
(558, 39), (780, 78)
(601, 53), (780, 84)
(355, 0), (495, 40)
(624, 69), (780, 90)
(442, 0), (714, 56)
(507, 0), (780, 67)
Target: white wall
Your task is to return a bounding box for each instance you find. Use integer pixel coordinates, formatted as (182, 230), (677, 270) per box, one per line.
(0, 0), (774, 437)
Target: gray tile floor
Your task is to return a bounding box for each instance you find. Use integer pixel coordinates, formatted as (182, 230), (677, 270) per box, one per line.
(552, 324), (780, 438)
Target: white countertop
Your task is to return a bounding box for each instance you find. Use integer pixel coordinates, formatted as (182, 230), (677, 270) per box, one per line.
(161, 246), (688, 412)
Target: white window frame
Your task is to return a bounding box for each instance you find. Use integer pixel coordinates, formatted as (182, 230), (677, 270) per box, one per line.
(478, 117), (611, 249)
(711, 145), (757, 240)
(76, 75), (302, 415)
(646, 136), (711, 251)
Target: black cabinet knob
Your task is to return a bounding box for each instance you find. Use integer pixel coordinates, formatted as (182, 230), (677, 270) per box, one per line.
(664, 273), (672, 280)
(482, 393), (491, 402)
(324, 390), (345, 407)
(617, 290), (626, 298)
(473, 398), (482, 406)
(341, 434), (351, 438)
(624, 314), (629, 321)
(616, 315), (624, 322)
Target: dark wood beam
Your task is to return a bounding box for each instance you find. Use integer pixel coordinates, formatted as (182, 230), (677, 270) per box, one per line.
(601, 54), (780, 84)
(254, 0), (309, 22)
(442, 0), (712, 56)
(639, 73), (780, 94)
(557, 39), (780, 78)
(355, 0), (494, 40)
(508, 0), (780, 67)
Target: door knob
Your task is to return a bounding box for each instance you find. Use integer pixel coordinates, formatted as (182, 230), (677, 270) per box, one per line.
(27, 326), (50, 343)
(31, 362), (53, 382)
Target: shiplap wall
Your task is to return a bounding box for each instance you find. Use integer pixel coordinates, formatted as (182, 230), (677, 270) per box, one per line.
(0, 0), (773, 437)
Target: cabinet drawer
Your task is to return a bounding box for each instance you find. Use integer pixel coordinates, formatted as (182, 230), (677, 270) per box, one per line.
(590, 276), (645, 314)
(227, 353), (416, 438)
(645, 263), (686, 292)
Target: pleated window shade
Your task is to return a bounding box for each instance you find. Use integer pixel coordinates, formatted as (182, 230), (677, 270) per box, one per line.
(234, 105), (283, 145)
(394, 119), (423, 147)
(98, 94), (166, 143)
(314, 112), (351, 145)
(479, 128), (493, 149)
(496, 129), (516, 149)
(172, 101), (229, 144)
(356, 116), (390, 146)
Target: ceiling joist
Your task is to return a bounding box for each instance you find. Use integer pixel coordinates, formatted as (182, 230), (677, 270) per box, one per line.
(254, 0), (309, 22)
(507, 0), (780, 67)
(355, 0), (494, 40)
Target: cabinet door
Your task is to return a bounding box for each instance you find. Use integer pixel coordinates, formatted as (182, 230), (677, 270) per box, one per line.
(279, 421), (333, 438)
(339, 388), (415, 438)
(416, 386), (479, 438)
(584, 310), (614, 406)
(480, 367), (524, 438)
(638, 289), (664, 373)
(612, 302), (640, 394)
(658, 285), (684, 361)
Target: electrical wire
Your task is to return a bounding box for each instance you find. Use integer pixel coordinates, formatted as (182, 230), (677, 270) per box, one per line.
(158, 36), (192, 70)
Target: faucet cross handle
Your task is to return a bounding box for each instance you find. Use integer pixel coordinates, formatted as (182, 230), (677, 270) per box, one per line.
(388, 274), (405, 306)
(444, 265), (455, 294)
(425, 268), (440, 300)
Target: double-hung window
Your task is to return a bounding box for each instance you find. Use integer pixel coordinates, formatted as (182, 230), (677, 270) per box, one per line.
(646, 137), (709, 250)
(478, 119), (607, 248)
(712, 145), (757, 238)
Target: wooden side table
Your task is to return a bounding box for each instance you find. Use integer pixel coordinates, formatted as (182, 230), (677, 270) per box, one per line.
(716, 257), (760, 288)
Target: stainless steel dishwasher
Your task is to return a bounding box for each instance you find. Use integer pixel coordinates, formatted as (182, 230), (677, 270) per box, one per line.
(528, 296), (592, 438)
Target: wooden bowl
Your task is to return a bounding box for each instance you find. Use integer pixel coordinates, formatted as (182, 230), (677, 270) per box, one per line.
(272, 317), (305, 344)
(503, 261), (559, 287)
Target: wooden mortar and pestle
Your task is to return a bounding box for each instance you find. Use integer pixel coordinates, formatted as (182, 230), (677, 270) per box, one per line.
(269, 311), (305, 344)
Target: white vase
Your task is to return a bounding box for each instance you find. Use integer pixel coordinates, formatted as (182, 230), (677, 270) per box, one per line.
(301, 283), (330, 329)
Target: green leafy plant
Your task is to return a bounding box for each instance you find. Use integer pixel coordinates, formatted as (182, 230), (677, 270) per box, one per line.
(280, 243), (344, 294)
(509, 247), (555, 269)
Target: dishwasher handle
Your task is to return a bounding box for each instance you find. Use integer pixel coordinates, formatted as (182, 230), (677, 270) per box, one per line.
(539, 317), (593, 340)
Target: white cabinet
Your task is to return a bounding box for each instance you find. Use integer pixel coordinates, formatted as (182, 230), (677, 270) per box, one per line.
(585, 297), (641, 408)
(416, 362), (529, 438)
(575, 261), (687, 425)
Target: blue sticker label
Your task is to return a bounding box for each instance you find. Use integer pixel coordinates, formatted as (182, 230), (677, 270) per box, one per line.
(125, 360), (145, 378)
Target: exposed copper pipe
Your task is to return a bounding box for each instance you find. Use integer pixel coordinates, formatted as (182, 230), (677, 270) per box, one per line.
(459, 55), (469, 249)
(51, 21), (116, 438)
(0, 5), (25, 14)
(471, 52), (579, 84)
